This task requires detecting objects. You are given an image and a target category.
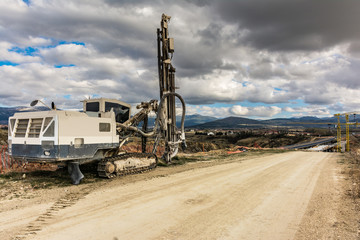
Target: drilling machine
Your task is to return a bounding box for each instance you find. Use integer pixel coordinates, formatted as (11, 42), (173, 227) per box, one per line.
(8, 14), (186, 184)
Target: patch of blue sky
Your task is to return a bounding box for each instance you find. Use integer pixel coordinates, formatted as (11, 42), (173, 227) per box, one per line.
(54, 64), (76, 68)
(63, 95), (71, 99)
(241, 81), (249, 87)
(9, 46), (39, 56)
(273, 87), (289, 94)
(22, 0), (30, 6)
(58, 40), (85, 46)
(39, 40), (86, 50)
(0, 60), (19, 66)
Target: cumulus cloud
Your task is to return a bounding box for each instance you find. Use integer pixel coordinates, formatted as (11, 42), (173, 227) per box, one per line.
(283, 106), (331, 117)
(187, 104), (281, 118)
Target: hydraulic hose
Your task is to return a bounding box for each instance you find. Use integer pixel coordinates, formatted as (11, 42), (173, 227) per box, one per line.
(158, 92), (186, 135)
(116, 123), (156, 137)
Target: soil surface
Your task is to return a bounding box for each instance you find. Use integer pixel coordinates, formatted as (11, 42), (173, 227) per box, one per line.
(0, 151), (358, 239)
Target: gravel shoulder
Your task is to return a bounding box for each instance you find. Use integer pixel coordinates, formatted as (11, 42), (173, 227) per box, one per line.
(295, 153), (360, 239)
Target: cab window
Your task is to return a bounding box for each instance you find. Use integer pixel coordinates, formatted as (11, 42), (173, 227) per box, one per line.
(86, 102), (100, 112)
(105, 102), (130, 123)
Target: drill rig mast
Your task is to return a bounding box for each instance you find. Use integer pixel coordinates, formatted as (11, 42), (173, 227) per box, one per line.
(157, 14), (186, 162)
(116, 13), (186, 162)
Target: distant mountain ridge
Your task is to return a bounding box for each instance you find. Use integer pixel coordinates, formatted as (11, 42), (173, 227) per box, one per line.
(0, 106), (354, 128)
(189, 116), (353, 129)
(146, 114), (217, 127)
(192, 116), (261, 129)
(0, 106), (52, 124)
(0, 106), (217, 126)
(181, 114), (218, 127)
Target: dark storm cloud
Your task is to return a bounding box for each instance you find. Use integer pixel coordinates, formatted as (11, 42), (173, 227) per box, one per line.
(247, 57), (288, 80)
(213, 0), (360, 51)
(197, 23), (223, 46)
(174, 21), (240, 78)
(174, 50), (227, 78)
(348, 42), (360, 58)
(184, 0), (212, 7)
(104, 0), (149, 6)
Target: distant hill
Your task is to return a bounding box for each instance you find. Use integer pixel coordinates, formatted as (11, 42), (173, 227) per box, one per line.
(0, 107), (18, 124)
(0, 106), (52, 124)
(189, 116), (355, 129)
(146, 114), (217, 128)
(1, 106), (356, 129)
(261, 116), (340, 128)
(0, 107), (217, 127)
(182, 114), (217, 127)
(191, 116), (263, 129)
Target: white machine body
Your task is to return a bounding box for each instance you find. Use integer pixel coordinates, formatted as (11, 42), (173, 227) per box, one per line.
(8, 98), (130, 163)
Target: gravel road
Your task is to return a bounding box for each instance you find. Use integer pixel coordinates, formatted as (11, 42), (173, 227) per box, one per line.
(1, 151), (355, 239)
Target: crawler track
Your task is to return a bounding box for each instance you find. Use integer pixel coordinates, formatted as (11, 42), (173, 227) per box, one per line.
(97, 152), (157, 178)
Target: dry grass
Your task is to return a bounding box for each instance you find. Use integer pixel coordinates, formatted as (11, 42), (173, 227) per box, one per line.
(0, 162), (103, 190)
(343, 136), (360, 199)
(345, 151), (360, 199)
(0, 128), (7, 145)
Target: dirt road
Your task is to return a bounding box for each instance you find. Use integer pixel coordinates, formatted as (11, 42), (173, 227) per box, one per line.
(1, 151), (355, 239)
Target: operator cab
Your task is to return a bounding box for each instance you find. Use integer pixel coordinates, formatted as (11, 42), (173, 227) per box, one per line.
(83, 98), (131, 123)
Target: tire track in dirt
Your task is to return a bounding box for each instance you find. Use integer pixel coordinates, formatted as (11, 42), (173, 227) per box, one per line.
(13, 185), (95, 240)
(13, 165), (159, 239)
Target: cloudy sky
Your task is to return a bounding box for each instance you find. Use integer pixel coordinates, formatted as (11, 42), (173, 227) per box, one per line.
(1, 0), (360, 119)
